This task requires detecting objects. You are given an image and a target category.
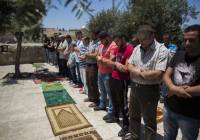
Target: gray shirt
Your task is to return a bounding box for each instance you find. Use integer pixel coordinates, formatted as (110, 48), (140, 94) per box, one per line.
(128, 40), (169, 85)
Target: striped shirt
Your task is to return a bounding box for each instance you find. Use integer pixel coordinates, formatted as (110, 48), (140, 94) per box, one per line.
(75, 40), (83, 62)
(86, 40), (100, 64)
(128, 40), (169, 85)
(79, 43), (89, 67)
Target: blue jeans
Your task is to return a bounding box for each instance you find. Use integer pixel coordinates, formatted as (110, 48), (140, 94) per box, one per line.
(164, 106), (200, 140)
(98, 72), (113, 113)
(79, 67), (88, 94)
(75, 62), (82, 84)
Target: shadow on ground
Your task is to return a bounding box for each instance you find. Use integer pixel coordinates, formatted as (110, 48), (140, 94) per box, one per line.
(1, 69), (64, 86)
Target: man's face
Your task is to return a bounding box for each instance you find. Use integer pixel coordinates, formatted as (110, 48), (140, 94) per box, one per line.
(91, 33), (97, 40)
(83, 39), (90, 46)
(184, 31), (200, 57)
(100, 37), (110, 46)
(76, 33), (82, 40)
(163, 34), (170, 44)
(114, 37), (125, 48)
(66, 37), (71, 42)
(138, 32), (154, 49)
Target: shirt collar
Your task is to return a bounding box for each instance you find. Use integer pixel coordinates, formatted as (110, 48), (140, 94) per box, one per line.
(140, 39), (156, 52)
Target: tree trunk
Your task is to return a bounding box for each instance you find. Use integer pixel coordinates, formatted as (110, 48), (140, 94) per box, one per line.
(14, 32), (23, 78)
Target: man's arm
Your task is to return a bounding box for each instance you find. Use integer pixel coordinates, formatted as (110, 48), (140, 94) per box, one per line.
(163, 67), (191, 98)
(184, 85), (200, 96)
(140, 69), (163, 80)
(85, 52), (98, 59)
(127, 63), (142, 79)
(101, 54), (116, 67)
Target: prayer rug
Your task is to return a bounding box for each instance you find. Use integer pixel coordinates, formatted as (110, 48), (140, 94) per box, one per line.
(157, 107), (163, 123)
(41, 81), (64, 92)
(46, 104), (92, 135)
(43, 90), (76, 106)
(59, 128), (102, 140)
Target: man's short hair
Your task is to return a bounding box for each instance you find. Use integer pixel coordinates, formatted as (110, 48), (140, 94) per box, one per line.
(137, 25), (155, 39)
(82, 36), (90, 41)
(98, 31), (110, 40)
(113, 33), (127, 41)
(75, 30), (82, 35)
(184, 24), (200, 40)
(91, 30), (100, 36)
(65, 34), (71, 38)
(137, 25), (156, 34)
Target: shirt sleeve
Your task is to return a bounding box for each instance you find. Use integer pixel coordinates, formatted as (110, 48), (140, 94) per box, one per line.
(128, 47), (136, 64)
(169, 52), (178, 68)
(126, 46), (134, 59)
(155, 46), (169, 71)
(110, 45), (118, 56)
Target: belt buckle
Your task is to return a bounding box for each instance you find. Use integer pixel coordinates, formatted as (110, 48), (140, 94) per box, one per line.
(135, 83), (139, 87)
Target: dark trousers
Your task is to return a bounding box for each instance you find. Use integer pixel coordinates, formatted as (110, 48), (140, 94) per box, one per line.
(109, 78), (129, 127)
(129, 83), (160, 140)
(58, 59), (67, 77)
(86, 64), (99, 104)
(69, 66), (77, 84)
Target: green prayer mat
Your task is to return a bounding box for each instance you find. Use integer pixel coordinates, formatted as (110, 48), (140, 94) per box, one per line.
(41, 81), (64, 92)
(43, 90), (76, 107)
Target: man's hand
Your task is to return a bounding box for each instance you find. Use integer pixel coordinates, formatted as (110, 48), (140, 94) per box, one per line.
(168, 85), (192, 98)
(79, 55), (86, 60)
(97, 56), (103, 64)
(130, 68), (142, 79)
(115, 62), (127, 72)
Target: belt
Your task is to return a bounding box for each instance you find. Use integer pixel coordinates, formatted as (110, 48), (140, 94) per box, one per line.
(87, 63), (97, 67)
(132, 82), (159, 88)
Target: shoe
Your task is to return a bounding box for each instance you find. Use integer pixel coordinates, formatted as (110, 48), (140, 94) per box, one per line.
(105, 117), (119, 123)
(80, 91), (86, 94)
(122, 133), (135, 140)
(72, 85), (82, 88)
(83, 98), (90, 102)
(88, 102), (97, 108)
(118, 126), (129, 137)
(103, 113), (112, 120)
(79, 88), (83, 92)
(93, 106), (106, 111)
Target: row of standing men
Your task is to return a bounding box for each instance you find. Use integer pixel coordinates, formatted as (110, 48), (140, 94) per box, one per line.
(43, 24), (200, 140)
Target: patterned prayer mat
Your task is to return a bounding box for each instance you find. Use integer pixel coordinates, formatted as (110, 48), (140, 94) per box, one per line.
(43, 90), (76, 106)
(59, 128), (102, 140)
(157, 107), (163, 123)
(46, 104), (92, 135)
(41, 81), (64, 92)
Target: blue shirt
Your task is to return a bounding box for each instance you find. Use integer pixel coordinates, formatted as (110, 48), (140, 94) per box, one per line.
(165, 43), (177, 54)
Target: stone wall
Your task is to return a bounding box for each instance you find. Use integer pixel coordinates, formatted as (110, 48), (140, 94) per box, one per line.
(0, 43), (45, 65)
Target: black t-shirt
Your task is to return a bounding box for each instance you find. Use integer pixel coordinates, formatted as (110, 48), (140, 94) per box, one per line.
(43, 38), (50, 48)
(166, 51), (200, 119)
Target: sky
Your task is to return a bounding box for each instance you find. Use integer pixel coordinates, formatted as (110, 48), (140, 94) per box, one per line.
(42, 0), (200, 30)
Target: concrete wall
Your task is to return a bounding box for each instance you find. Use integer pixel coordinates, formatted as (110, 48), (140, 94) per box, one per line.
(0, 43), (45, 65)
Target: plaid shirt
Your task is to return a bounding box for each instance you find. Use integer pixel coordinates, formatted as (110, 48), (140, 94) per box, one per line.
(128, 40), (169, 85)
(86, 40), (100, 64)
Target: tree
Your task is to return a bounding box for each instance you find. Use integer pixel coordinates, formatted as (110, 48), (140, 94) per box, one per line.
(129, 0), (199, 43)
(87, 8), (120, 34)
(87, 0), (199, 44)
(0, 0), (101, 77)
(0, 0), (46, 77)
